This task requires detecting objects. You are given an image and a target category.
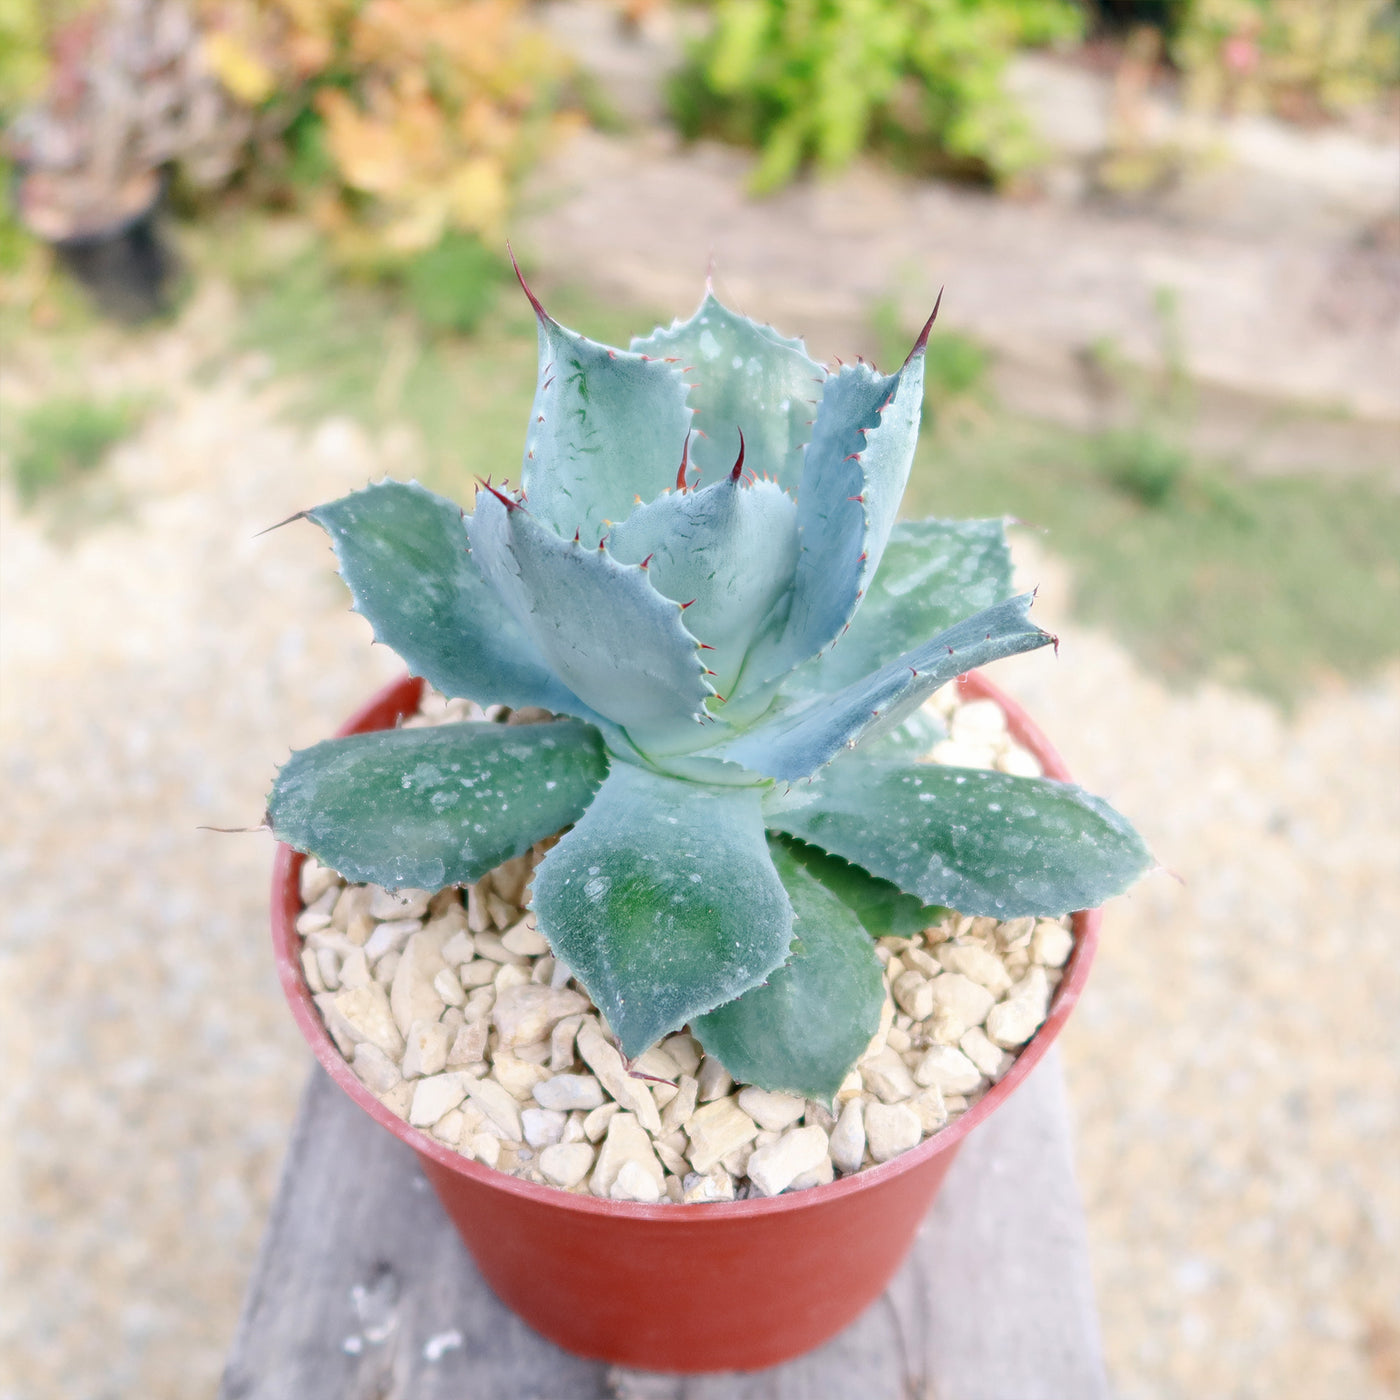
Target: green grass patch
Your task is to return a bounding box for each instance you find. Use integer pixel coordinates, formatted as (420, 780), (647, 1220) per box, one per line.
(3, 394), (144, 505)
(903, 415), (1400, 707)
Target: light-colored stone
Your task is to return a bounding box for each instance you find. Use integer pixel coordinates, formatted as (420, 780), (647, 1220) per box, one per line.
(332, 884), (373, 934)
(300, 947), (324, 995)
(996, 745), (1042, 778)
(463, 1076), (524, 1139)
(790, 1155), (835, 1190)
(494, 963), (531, 993)
(865, 1101), (923, 1163)
(408, 1072), (469, 1127)
(299, 858), (338, 905)
(512, 1037), (551, 1065)
(432, 1109), (464, 1144)
(936, 941), (1013, 994)
(736, 1086), (807, 1132)
(660, 1033), (701, 1077)
(590, 1112), (665, 1198)
(521, 1107), (567, 1148)
(583, 1102), (619, 1142)
(997, 916), (1036, 951)
(389, 929), (450, 1036)
(446, 1017), (488, 1067)
(458, 959), (497, 988)
(684, 1096), (759, 1174)
(1031, 918), (1074, 967)
(500, 916), (550, 958)
(491, 1055), (550, 1102)
(912, 1043), (984, 1094)
(654, 1139), (689, 1176)
(575, 1025), (663, 1134)
(539, 1141), (594, 1188)
(986, 993), (1048, 1050)
(835, 1070), (863, 1102)
(373, 950), (401, 986)
(892, 969), (936, 1020)
(362, 917), (422, 962)
(470, 1133), (501, 1169)
(369, 885), (432, 920)
(681, 1167), (736, 1203)
(950, 697), (1007, 743)
(859, 1048), (918, 1104)
(695, 1055), (733, 1103)
(315, 945), (340, 992)
(928, 972), (996, 1034)
(401, 1017), (451, 1079)
(331, 983), (405, 1059)
(909, 1086), (948, 1134)
(959, 1026), (1013, 1079)
(337, 947), (371, 990)
(829, 1100), (866, 1174)
(473, 930), (527, 965)
(351, 1042), (401, 1094)
(440, 929), (475, 967)
(549, 1014), (584, 1071)
(903, 945), (941, 977)
(377, 1082), (413, 1120)
(746, 1125), (830, 1197)
(804, 1101), (837, 1133)
(533, 1074), (605, 1112)
(492, 984), (590, 1051)
(631, 1045), (682, 1083)
(659, 1074), (699, 1134)
(610, 1158), (663, 1203)
(432, 966), (466, 1007)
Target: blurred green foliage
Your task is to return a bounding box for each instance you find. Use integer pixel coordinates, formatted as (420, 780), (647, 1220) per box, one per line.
(669, 0), (1085, 191)
(4, 394), (144, 504)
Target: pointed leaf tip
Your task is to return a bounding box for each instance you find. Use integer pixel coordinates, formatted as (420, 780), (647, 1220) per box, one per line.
(905, 288), (944, 365)
(729, 426), (746, 482)
(507, 243), (547, 322)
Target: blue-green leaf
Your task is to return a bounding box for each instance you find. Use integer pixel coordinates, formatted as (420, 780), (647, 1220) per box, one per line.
(765, 758), (1153, 919)
(791, 517), (1013, 694)
(607, 476), (799, 696)
(466, 489), (713, 755)
(631, 292), (826, 495)
(532, 762), (794, 1058)
(691, 838), (884, 1103)
(267, 720), (607, 889)
(743, 336), (928, 692)
(711, 595), (1052, 780)
(306, 480), (585, 716)
(773, 833), (948, 939)
(519, 297), (693, 544)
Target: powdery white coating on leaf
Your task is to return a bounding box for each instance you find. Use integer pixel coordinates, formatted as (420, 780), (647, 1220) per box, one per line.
(531, 761), (794, 1057)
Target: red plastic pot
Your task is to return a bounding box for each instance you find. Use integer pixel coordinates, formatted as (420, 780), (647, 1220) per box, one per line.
(272, 671), (1100, 1372)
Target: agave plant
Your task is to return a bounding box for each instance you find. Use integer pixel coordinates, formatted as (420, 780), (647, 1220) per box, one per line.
(267, 274), (1150, 1101)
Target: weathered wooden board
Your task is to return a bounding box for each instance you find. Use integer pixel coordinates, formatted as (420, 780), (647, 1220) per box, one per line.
(219, 1048), (1108, 1400)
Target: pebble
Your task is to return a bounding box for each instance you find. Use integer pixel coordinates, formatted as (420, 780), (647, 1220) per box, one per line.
(458, 959), (498, 987)
(351, 1042), (401, 1094)
(539, 1141), (595, 1188)
(439, 929), (475, 967)
(1031, 919), (1074, 968)
(575, 1025), (662, 1134)
(659, 1074), (698, 1134)
(909, 1087), (948, 1134)
(936, 941), (1013, 995)
(865, 1102), (923, 1163)
(583, 1102), (619, 1142)
(462, 1076), (524, 1140)
(389, 931), (448, 1037)
(660, 1033), (701, 1077)
(369, 886), (433, 920)
(533, 1074), (605, 1112)
(859, 1048), (918, 1104)
(746, 1125), (830, 1197)
(829, 1100), (866, 1174)
(401, 1018), (450, 1079)
(473, 931), (527, 965)
(959, 1027), (1012, 1079)
(491, 1055), (550, 1102)
(470, 1134), (501, 1169)
(892, 970), (936, 1020)
(737, 1086), (806, 1132)
(521, 1107), (567, 1148)
(446, 1018), (488, 1067)
(432, 967), (466, 1007)
(299, 858), (339, 905)
(590, 1113), (664, 1199)
(913, 1044), (984, 1095)
(986, 994), (1048, 1050)
(611, 1159), (663, 1203)
(684, 1096), (759, 1174)
(408, 1073), (469, 1127)
(549, 1015), (584, 1071)
(500, 917), (550, 958)
(695, 1055), (733, 1102)
(493, 984), (591, 1051)
(331, 984), (404, 1059)
(928, 973), (996, 1035)
(681, 1167), (736, 1203)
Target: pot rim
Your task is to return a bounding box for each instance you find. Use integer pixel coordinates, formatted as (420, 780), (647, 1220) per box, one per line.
(272, 669), (1100, 1222)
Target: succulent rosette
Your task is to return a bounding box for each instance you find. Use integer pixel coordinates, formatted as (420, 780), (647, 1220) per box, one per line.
(268, 276), (1150, 1101)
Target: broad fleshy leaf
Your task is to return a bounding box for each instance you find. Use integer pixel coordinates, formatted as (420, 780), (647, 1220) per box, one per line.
(691, 838), (885, 1103)
(466, 490), (713, 754)
(519, 299), (693, 544)
(607, 476), (799, 696)
(791, 518), (1014, 694)
(711, 595), (1052, 780)
(773, 832), (948, 940)
(268, 720), (607, 890)
(306, 480), (586, 716)
(631, 293), (826, 494)
(743, 341), (928, 692)
(531, 762), (794, 1057)
(765, 759), (1153, 919)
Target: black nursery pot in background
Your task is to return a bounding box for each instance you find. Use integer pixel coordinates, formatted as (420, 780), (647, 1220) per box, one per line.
(50, 191), (178, 324)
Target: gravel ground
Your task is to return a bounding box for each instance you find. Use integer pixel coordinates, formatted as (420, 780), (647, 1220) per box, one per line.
(1, 287), (1397, 1400)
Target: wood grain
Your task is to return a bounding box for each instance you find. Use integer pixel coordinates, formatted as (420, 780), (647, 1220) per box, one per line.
(219, 1049), (1108, 1400)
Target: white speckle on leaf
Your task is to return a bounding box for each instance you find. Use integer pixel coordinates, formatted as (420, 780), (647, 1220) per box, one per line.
(584, 876), (611, 901)
(423, 1329), (464, 1362)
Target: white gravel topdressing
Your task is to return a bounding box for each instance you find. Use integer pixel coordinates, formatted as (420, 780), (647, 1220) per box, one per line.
(299, 683), (1072, 1202)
